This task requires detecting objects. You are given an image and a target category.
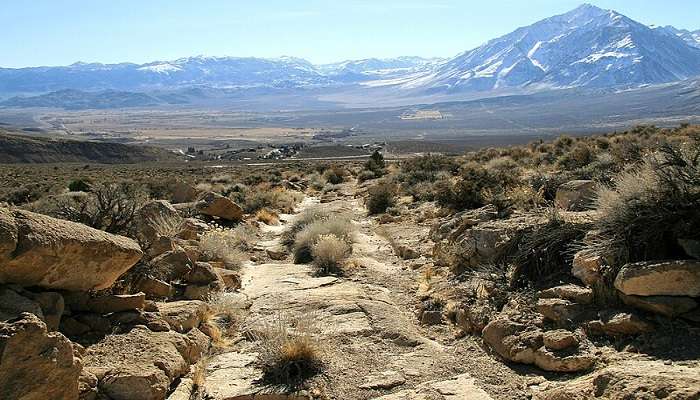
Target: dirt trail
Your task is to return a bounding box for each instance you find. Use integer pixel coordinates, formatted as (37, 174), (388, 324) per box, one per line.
(202, 187), (531, 400)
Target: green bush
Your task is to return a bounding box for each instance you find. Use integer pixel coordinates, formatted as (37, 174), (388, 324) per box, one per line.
(366, 183), (397, 215)
(68, 178), (92, 192)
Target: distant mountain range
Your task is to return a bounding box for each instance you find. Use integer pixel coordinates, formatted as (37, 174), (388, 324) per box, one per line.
(1, 4), (699, 110)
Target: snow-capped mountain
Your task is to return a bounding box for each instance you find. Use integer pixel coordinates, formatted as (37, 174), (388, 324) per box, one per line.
(381, 4), (700, 93)
(318, 57), (441, 81)
(1, 4), (699, 100)
(653, 26), (700, 48)
(0, 56), (332, 93)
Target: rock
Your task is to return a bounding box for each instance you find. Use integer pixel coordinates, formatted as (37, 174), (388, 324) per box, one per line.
(430, 205), (499, 242)
(533, 346), (596, 373)
(451, 302), (496, 335)
(28, 290), (64, 331)
(571, 251), (605, 287)
(536, 298), (584, 323)
(149, 248), (193, 282)
(434, 214), (546, 270)
(554, 180), (595, 211)
(167, 376), (194, 400)
(534, 360), (700, 400)
(177, 218), (209, 241)
(0, 208), (143, 291)
(79, 369), (99, 400)
(135, 200), (182, 246)
(678, 238), (700, 260)
(157, 300), (209, 333)
(614, 260), (700, 297)
(65, 292), (146, 314)
(137, 277), (173, 299)
(214, 268), (241, 290)
(375, 373), (494, 400)
(266, 246), (288, 260)
(543, 330), (579, 351)
(184, 281), (224, 301)
(0, 286), (45, 322)
(538, 284), (594, 304)
(589, 311), (654, 336)
(0, 313), (81, 400)
(170, 181), (200, 204)
(620, 294), (698, 318)
(482, 319), (543, 364)
(146, 236), (177, 258)
(359, 371), (406, 390)
(177, 239), (202, 263)
(419, 310), (443, 325)
(395, 244), (420, 260)
(84, 326), (205, 400)
(186, 262), (220, 285)
(196, 192), (243, 221)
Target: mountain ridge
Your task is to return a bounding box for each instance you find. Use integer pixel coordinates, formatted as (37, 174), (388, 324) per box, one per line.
(1, 4), (699, 102)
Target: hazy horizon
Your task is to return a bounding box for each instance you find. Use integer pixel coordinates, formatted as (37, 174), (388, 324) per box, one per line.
(2, 1), (699, 69)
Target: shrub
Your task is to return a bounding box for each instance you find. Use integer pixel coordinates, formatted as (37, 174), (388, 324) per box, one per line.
(68, 178), (92, 192)
(252, 314), (321, 388)
(581, 140), (700, 269)
(366, 183), (397, 215)
(361, 150), (386, 180)
(32, 182), (147, 235)
(311, 234), (351, 275)
(357, 170), (377, 183)
(292, 217), (354, 264)
(323, 166), (345, 185)
(281, 208), (331, 248)
(399, 154), (459, 185)
(239, 186), (303, 214)
(511, 211), (589, 286)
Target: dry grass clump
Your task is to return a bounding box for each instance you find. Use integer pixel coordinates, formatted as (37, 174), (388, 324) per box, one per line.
(256, 208), (280, 225)
(322, 165), (347, 185)
(580, 140), (700, 270)
(280, 207), (331, 248)
(292, 217), (355, 264)
(150, 212), (185, 238)
(366, 183), (397, 215)
(251, 313), (321, 388)
(311, 234), (351, 275)
(199, 226), (253, 269)
(205, 291), (245, 341)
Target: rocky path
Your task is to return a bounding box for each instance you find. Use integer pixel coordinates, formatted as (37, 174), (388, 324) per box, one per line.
(201, 190), (530, 400)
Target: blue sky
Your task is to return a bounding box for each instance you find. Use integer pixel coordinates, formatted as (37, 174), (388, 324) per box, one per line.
(1, 1), (698, 68)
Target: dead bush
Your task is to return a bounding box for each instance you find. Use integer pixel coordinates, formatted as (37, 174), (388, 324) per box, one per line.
(31, 181), (148, 236)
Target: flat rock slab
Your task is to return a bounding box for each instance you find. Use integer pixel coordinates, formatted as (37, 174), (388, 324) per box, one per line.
(373, 374), (493, 399)
(204, 352), (307, 400)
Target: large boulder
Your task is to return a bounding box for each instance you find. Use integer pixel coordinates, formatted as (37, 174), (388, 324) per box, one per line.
(135, 200), (182, 247)
(620, 294), (698, 318)
(482, 319), (543, 364)
(157, 300), (209, 333)
(195, 192), (243, 222)
(170, 181), (200, 204)
(555, 180), (596, 211)
(0, 208), (143, 291)
(0, 313), (82, 400)
(434, 214), (546, 270)
(614, 260), (700, 297)
(571, 251), (605, 287)
(84, 326), (208, 400)
(535, 360), (700, 400)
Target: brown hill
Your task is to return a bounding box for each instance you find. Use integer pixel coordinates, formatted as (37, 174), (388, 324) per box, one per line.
(0, 131), (177, 164)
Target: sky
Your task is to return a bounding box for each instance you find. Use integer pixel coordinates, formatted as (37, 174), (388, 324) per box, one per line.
(1, 1), (699, 68)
